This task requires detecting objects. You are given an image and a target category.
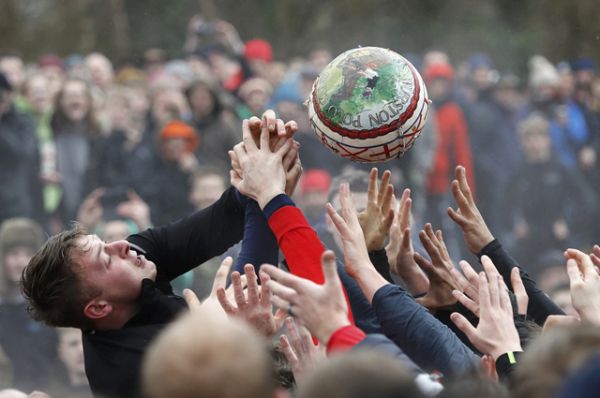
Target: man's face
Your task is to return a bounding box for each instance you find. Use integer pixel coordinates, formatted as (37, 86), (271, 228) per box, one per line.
(75, 235), (156, 305)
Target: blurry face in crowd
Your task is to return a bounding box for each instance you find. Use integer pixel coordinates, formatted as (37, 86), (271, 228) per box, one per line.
(520, 130), (551, 162)
(559, 70), (575, 98)
(107, 94), (131, 131)
(0, 56), (25, 89)
(42, 65), (65, 100)
(427, 78), (452, 101)
(60, 80), (90, 122)
(471, 67), (493, 91)
(208, 52), (240, 84)
(75, 235), (157, 311)
(160, 137), (187, 162)
(244, 90), (270, 114)
(152, 89), (187, 125)
(3, 246), (35, 284)
(493, 86), (521, 112)
(57, 328), (86, 380)
(189, 174), (226, 210)
(300, 191), (329, 220)
(85, 53), (114, 88)
(102, 220), (131, 243)
(24, 74), (52, 114)
(309, 49), (332, 72)
(188, 84), (215, 118)
(575, 69), (595, 85)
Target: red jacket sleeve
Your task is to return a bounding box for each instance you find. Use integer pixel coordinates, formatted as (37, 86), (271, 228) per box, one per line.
(451, 105), (477, 198)
(268, 205), (354, 324)
(326, 325), (366, 354)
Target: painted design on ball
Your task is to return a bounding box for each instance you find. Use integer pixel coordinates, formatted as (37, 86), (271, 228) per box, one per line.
(308, 46), (430, 163)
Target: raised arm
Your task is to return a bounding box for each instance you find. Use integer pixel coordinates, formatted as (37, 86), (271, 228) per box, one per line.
(327, 183), (478, 375)
(448, 165), (564, 325)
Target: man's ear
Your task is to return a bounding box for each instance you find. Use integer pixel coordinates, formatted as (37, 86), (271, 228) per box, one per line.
(84, 299), (113, 320)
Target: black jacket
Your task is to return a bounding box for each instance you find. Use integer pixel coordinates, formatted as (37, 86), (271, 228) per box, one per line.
(82, 187), (245, 398)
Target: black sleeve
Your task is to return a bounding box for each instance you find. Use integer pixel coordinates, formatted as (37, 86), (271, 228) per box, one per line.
(495, 351), (523, 384)
(127, 187), (245, 281)
(478, 239), (565, 325)
(369, 249), (394, 283)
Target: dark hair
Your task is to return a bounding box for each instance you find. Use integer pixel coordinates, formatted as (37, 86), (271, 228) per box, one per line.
(21, 224), (99, 329)
(270, 343), (295, 389)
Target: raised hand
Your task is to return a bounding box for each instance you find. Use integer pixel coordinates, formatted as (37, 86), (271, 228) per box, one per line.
(117, 190), (151, 230)
(279, 317), (326, 385)
(326, 183), (373, 279)
(183, 257), (247, 317)
(451, 260), (482, 316)
(230, 118), (292, 209)
(260, 250), (350, 345)
(76, 188), (105, 231)
(564, 248), (600, 325)
(357, 168), (395, 252)
(386, 189), (430, 295)
(447, 166), (495, 254)
(217, 264), (277, 337)
(450, 256), (522, 360)
(511, 267), (529, 316)
(413, 224), (461, 311)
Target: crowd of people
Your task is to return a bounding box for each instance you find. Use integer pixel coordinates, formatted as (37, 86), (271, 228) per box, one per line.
(1, 13), (600, 398)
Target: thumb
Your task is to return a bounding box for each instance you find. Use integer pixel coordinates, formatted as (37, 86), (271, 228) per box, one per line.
(321, 250), (339, 285)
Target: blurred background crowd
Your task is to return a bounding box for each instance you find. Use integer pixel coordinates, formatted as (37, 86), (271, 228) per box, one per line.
(1, 1), (600, 396)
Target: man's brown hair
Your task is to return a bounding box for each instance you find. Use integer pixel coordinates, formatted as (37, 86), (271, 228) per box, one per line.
(21, 224), (97, 329)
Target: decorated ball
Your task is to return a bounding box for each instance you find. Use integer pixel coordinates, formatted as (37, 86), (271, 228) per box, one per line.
(307, 47), (430, 163)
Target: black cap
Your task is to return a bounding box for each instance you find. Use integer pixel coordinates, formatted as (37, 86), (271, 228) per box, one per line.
(0, 72), (12, 92)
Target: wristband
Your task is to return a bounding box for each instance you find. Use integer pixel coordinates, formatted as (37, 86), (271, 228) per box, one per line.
(495, 351), (523, 380)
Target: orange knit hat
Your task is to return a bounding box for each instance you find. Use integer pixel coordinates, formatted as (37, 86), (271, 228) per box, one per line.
(159, 120), (199, 153)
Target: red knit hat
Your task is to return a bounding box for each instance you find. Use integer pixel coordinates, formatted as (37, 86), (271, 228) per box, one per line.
(301, 169), (331, 194)
(424, 62), (455, 83)
(159, 121), (199, 153)
(244, 39), (273, 63)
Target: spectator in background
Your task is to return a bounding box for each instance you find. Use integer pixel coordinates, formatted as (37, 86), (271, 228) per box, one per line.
(144, 81), (189, 144)
(461, 54), (521, 230)
(423, 62), (476, 230)
(185, 79), (240, 173)
(84, 53), (114, 91)
(46, 328), (91, 398)
(528, 55), (589, 169)
(51, 79), (98, 225)
(140, 120), (199, 225)
(0, 54), (25, 91)
(500, 113), (595, 274)
(297, 169), (331, 232)
(37, 55), (65, 100)
(237, 77), (273, 118)
(244, 38), (273, 80)
(0, 72), (43, 225)
(188, 167), (227, 211)
(17, 73), (62, 225)
(0, 219), (58, 392)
